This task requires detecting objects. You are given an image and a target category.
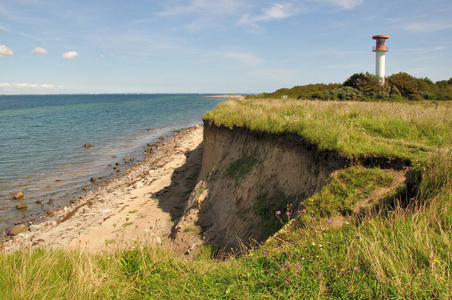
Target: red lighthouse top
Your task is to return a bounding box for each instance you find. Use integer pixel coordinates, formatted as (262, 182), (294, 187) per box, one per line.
(372, 35), (389, 39)
(372, 35), (389, 52)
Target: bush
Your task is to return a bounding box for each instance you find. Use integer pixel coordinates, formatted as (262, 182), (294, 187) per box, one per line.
(329, 86), (363, 101)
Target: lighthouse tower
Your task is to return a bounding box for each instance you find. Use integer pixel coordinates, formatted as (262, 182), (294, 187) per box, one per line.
(372, 35), (389, 85)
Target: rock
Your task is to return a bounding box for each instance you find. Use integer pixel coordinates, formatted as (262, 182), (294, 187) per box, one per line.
(90, 177), (96, 183)
(47, 209), (55, 216)
(47, 199), (54, 205)
(14, 221), (21, 225)
(16, 202), (28, 210)
(159, 136), (164, 140)
(36, 199), (42, 204)
(8, 224), (29, 236)
(29, 224), (43, 232)
(84, 143), (93, 148)
(133, 182), (143, 189)
(14, 192), (24, 199)
(115, 162), (120, 165)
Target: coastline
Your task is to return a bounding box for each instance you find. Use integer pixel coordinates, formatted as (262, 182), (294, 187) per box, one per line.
(206, 94), (245, 99)
(2, 126), (204, 253)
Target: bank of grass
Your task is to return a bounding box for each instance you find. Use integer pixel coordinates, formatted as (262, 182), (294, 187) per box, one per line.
(204, 99), (452, 161)
(1, 100), (451, 299)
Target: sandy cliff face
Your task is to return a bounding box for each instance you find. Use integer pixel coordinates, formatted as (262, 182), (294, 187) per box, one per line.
(172, 122), (349, 254)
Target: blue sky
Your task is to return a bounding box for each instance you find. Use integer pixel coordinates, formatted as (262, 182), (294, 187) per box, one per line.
(1, 0), (451, 94)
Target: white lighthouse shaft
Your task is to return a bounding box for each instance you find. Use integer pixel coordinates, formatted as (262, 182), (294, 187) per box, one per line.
(375, 51), (386, 85)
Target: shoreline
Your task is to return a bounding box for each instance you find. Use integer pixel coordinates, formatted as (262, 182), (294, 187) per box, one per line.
(2, 126), (204, 253)
(206, 94), (245, 99)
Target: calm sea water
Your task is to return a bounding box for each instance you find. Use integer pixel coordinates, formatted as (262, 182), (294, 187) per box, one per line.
(0, 94), (225, 233)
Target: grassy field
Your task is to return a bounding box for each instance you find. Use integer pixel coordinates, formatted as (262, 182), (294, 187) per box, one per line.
(1, 99), (451, 299)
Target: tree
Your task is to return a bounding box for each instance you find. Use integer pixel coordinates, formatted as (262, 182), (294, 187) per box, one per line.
(387, 72), (421, 100)
(343, 72), (386, 99)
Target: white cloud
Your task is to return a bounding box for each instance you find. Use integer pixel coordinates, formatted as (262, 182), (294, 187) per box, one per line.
(158, 0), (243, 17)
(0, 45), (14, 57)
(226, 52), (262, 66)
(30, 47), (47, 55)
(62, 51), (78, 59)
(239, 3), (300, 25)
(320, 0), (364, 10)
(402, 22), (452, 33)
(100, 54), (105, 59)
(157, 0), (246, 31)
(0, 83), (65, 91)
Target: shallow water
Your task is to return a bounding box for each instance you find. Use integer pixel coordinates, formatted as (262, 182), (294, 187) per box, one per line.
(0, 94), (225, 233)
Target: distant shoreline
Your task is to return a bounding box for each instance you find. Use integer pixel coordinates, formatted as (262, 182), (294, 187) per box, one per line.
(206, 94), (244, 99)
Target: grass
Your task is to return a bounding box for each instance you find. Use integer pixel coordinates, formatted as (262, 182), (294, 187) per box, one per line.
(1, 100), (451, 299)
(302, 166), (395, 218)
(204, 99), (452, 161)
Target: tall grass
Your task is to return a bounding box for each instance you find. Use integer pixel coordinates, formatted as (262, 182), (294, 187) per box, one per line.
(0, 248), (135, 299)
(204, 99), (452, 160)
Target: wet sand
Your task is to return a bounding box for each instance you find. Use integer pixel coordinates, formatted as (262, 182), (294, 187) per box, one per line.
(2, 126), (204, 254)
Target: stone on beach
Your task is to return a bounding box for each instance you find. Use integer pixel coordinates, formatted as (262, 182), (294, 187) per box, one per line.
(16, 202), (28, 210)
(133, 181), (143, 189)
(14, 191), (24, 199)
(29, 224), (43, 232)
(84, 143), (93, 148)
(8, 224), (29, 236)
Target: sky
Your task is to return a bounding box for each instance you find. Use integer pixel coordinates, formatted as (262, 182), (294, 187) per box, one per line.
(1, 0), (451, 94)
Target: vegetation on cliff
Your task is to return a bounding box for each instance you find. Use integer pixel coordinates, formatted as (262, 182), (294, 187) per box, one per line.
(256, 72), (452, 101)
(1, 99), (451, 299)
(204, 99), (451, 161)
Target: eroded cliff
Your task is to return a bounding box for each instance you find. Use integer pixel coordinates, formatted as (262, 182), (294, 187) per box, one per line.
(172, 121), (361, 255)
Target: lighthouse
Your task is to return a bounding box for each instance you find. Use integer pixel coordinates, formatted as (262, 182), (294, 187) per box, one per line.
(372, 35), (389, 85)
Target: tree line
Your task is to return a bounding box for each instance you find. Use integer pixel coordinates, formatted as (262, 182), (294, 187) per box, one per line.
(257, 72), (452, 101)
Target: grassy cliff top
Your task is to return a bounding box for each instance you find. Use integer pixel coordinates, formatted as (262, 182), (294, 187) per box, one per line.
(204, 99), (452, 161)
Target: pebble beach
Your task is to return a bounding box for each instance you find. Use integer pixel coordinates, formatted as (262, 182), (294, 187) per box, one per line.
(2, 126), (204, 254)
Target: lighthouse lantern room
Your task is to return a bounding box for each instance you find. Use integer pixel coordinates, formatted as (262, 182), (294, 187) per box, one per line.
(372, 35), (389, 85)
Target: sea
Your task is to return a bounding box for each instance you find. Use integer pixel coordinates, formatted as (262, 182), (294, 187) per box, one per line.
(0, 94), (227, 233)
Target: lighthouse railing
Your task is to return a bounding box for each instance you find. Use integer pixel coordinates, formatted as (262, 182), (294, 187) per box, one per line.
(372, 46), (389, 51)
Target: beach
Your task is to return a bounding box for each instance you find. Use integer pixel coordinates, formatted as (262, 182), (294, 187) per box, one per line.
(2, 126), (204, 254)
